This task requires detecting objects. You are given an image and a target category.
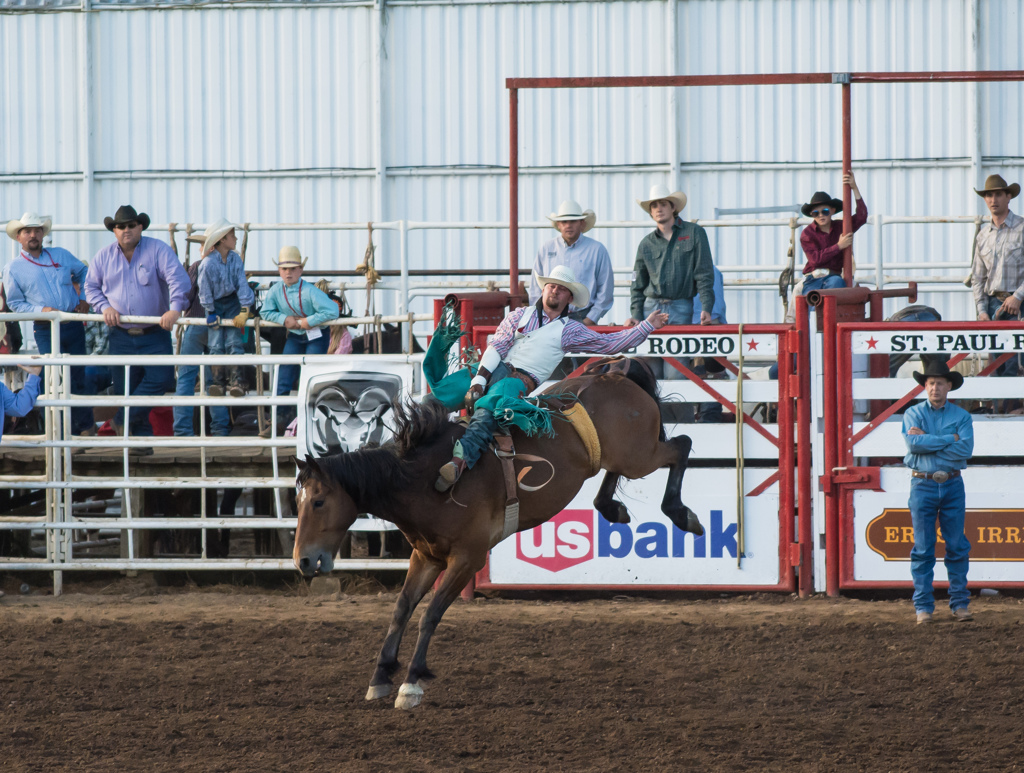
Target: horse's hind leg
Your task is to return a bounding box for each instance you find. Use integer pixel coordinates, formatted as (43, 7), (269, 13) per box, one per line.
(594, 472), (629, 524)
(659, 435), (704, 536)
(367, 549), (443, 701)
(395, 552), (483, 710)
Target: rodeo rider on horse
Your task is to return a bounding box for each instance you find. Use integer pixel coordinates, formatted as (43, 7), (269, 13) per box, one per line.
(434, 265), (674, 492)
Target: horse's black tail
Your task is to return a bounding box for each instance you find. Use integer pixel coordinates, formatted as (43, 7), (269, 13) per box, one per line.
(619, 359), (666, 441)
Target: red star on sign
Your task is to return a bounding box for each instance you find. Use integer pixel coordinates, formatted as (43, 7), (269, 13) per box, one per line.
(746, 339), (759, 351)
(866, 337), (879, 349)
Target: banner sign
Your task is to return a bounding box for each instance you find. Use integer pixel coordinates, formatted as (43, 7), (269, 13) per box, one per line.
(852, 330), (1024, 355)
(487, 469), (781, 587)
(627, 333), (778, 358)
(852, 468), (1024, 583)
(866, 508), (1024, 561)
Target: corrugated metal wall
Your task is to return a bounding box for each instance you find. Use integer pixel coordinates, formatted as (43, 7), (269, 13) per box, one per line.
(1, 0), (1022, 323)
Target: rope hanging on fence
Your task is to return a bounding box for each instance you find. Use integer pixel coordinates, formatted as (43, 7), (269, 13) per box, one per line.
(735, 323), (746, 569)
(240, 222), (250, 264)
(167, 222), (179, 256)
(779, 216), (799, 320)
(356, 222), (382, 351)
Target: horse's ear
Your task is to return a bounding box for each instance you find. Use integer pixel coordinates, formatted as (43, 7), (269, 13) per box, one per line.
(303, 455), (324, 479)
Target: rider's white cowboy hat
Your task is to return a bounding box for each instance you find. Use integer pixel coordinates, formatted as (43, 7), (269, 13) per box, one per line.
(637, 185), (687, 215)
(546, 199), (596, 233)
(276, 245), (308, 269)
(535, 264), (590, 309)
(6, 212), (52, 242)
(198, 218), (240, 256)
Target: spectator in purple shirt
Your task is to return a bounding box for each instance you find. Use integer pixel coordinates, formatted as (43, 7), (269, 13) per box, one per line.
(84, 205), (190, 441)
(799, 172), (869, 293)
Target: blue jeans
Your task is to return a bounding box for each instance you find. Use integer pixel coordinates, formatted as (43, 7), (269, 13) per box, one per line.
(173, 325), (232, 437)
(643, 298), (694, 383)
(983, 295), (1020, 376)
(207, 294), (243, 358)
(33, 321), (93, 434)
(276, 332), (331, 396)
(909, 476), (971, 613)
(800, 273), (846, 293)
(108, 326), (175, 436)
(454, 362), (512, 468)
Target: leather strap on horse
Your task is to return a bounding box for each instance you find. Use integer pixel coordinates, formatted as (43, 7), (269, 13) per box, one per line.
(492, 436), (557, 541)
(561, 402), (601, 476)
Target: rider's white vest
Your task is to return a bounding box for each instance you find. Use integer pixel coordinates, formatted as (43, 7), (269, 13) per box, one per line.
(505, 306), (568, 382)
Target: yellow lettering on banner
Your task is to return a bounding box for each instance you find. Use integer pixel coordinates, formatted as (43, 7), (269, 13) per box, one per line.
(885, 527), (899, 543)
(989, 527), (1004, 544)
(902, 526), (915, 542)
(1007, 527), (1021, 544)
(936, 526), (945, 544)
(977, 528), (987, 543)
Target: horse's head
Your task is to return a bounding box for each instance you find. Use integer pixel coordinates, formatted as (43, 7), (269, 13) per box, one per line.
(293, 455), (359, 577)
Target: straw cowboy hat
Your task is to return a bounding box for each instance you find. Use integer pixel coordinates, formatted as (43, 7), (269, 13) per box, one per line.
(912, 359), (964, 391)
(535, 264), (590, 308)
(103, 204), (151, 232)
(801, 191), (844, 217)
(547, 199), (596, 233)
(637, 185), (687, 215)
(197, 218), (240, 256)
(6, 212), (52, 241)
(276, 245), (308, 269)
(974, 174), (1020, 199)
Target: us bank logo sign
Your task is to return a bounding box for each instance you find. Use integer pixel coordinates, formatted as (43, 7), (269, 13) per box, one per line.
(488, 471), (782, 587)
(852, 330), (1024, 354)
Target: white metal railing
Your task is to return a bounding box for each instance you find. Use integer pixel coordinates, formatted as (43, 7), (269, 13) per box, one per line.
(0, 309), (433, 592)
(10, 213), (985, 313)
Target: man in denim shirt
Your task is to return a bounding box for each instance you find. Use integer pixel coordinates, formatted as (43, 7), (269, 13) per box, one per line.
(902, 360), (975, 625)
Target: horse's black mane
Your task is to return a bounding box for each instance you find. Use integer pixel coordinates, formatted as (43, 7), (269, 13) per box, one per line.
(299, 398), (457, 513)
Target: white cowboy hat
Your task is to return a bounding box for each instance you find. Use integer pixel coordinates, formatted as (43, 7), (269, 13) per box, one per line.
(535, 264), (590, 309)
(546, 199), (597, 233)
(276, 245), (308, 269)
(198, 218), (240, 256)
(636, 185), (687, 215)
(6, 212), (52, 242)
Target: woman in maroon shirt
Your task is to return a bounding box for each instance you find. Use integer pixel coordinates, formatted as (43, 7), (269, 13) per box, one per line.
(799, 172), (868, 293)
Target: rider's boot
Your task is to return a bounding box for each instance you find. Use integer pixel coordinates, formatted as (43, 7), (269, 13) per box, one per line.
(435, 458), (467, 492)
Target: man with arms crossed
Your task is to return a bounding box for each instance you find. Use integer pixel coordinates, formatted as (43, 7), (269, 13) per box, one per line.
(902, 360), (974, 625)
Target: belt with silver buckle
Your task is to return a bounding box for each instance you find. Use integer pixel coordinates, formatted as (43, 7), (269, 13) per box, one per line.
(912, 470), (961, 483)
(125, 324), (160, 337)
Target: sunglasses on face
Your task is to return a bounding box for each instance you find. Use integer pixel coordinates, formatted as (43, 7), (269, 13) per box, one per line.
(810, 208), (831, 217)
(114, 222), (139, 231)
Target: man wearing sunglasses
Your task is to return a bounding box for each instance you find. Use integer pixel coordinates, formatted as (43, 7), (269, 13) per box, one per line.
(84, 205), (190, 440)
(799, 172), (868, 293)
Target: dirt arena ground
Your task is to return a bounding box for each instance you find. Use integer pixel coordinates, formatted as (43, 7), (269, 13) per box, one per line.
(2, 577), (1023, 773)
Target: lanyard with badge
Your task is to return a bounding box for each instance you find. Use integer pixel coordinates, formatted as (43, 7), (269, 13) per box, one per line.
(284, 280), (322, 339)
(21, 249), (60, 269)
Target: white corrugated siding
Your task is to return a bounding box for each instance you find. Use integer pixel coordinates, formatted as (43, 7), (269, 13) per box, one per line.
(2, 0), (1023, 323)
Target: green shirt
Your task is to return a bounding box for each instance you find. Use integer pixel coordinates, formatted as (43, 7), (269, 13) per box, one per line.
(630, 219), (716, 321)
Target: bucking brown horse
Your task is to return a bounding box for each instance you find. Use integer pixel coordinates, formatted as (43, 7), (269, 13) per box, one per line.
(293, 358), (702, 709)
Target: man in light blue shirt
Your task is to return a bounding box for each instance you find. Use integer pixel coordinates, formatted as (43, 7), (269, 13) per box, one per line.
(3, 212), (94, 435)
(902, 360), (974, 625)
(529, 200), (614, 324)
(1, 365), (43, 443)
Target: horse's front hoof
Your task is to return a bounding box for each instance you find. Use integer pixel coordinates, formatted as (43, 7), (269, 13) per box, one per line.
(686, 510), (705, 536)
(365, 683), (392, 701)
(394, 681), (423, 710)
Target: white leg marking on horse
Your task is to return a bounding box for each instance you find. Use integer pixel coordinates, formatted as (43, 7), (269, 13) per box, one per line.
(365, 684), (392, 701)
(394, 681), (423, 710)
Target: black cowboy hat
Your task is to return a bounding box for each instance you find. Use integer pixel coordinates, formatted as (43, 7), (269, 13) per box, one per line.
(912, 359), (964, 391)
(801, 191), (843, 218)
(103, 204), (151, 232)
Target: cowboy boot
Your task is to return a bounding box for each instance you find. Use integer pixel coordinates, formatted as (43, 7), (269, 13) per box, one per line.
(435, 458), (468, 492)
(208, 366), (226, 397)
(227, 366), (246, 398)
